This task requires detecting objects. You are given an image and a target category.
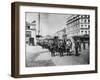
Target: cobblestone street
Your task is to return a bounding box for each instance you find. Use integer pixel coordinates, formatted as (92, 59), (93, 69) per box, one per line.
(26, 45), (89, 67)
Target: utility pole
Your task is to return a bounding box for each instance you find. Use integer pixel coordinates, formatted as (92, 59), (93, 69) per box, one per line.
(38, 13), (40, 35)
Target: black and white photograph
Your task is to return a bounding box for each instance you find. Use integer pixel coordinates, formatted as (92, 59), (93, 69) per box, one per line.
(25, 13), (90, 67)
(11, 2), (97, 77)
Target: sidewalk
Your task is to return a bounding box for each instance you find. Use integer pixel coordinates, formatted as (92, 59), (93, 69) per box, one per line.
(25, 45), (49, 67)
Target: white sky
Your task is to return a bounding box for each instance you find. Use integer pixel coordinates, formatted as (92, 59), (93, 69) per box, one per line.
(26, 13), (70, 36)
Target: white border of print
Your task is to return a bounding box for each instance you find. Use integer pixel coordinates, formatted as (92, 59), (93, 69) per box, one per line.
(19, 6), (95, 74)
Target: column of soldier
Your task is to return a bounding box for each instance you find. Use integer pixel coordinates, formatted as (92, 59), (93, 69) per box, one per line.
(37, 38), (72, 57)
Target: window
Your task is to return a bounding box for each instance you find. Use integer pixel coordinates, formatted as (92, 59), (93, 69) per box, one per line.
(88, 19), (90, 23)
(28, 26), (30, 29)
(88, 25), (90, 29)
(81, 25), (83, 28)
(81, 31), (83, 33)
(26, 31), (31, 37)
(84, 19), (87, 23)
(77, 20), (79, 24)
(85, 31), (87, 34)
(85, 25), (87, 28)
(88, 15), (90, 18)
(85, 15), (87, 18)
(88, 31), (90, 34)
(81, 19), (83, 23)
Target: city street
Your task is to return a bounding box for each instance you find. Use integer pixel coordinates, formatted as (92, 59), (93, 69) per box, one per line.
(26, 45), (89, 67)
(25, 13), (90, 68)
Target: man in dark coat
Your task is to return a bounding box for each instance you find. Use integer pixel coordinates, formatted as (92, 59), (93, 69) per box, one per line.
(48, 40), (55, 57)
(75, 40), (80, 56)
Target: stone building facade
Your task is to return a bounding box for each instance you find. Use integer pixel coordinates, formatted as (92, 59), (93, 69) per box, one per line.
(66, 14), (90, 51)
(26, 21), (37, 46)
(66, 15), (90, 38)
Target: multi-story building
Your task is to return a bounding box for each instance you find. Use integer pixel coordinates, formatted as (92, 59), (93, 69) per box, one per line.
(66, 14), (90, 38)
(55, 27), (67, 40)
(26, 21), (37, 46)
(66, 14), (90, 50)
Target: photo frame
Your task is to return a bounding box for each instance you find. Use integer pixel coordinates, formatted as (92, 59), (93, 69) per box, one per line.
(11, 2), (98, 78)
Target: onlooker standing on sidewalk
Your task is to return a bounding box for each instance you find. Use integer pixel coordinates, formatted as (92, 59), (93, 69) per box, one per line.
(75, 40), (80, 56)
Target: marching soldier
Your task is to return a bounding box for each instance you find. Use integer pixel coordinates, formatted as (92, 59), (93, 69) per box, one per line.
(66, 39), (72, 55)
(49, 40), (55, 57)
(58, 40), (64, 57)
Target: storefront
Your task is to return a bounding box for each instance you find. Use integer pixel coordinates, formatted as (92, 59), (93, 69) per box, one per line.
(72, 34), (90, 51)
